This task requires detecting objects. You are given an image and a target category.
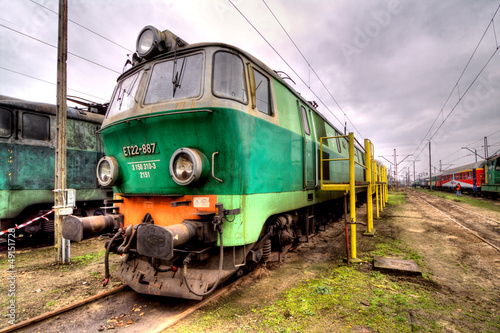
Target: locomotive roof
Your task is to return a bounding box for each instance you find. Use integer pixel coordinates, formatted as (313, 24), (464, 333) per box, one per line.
(487, 154), (500, 162)
(0, 95), (104, 124)
(120, 41), (345, 139)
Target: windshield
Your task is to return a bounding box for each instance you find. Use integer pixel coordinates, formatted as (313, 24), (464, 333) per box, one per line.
(107, 71), (141, 118)
(144, 53), (203, 104)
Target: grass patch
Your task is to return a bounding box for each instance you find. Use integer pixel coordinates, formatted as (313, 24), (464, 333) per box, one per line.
(71, 250), (106, 266)
(214, 266), (444, 333)
(388, 191), (407, 208)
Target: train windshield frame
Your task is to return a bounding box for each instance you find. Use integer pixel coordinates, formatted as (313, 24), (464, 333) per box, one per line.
(144, 52), (204, 104)
(107, 71), (142, 118)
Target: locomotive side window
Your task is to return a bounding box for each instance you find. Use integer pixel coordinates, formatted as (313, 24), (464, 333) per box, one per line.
(107, 71), (141, 118)
(0, 108), (12, 137)
(22, 113), (50, 141)
(300, 106), (310, 135)
(145, 53), (203, 104)
(213, 52), (248, 103)
(253, 69), (272, 115)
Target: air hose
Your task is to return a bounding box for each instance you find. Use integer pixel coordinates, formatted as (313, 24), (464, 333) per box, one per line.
(183, 228), (224, 297)
(103, 230), (122, 287)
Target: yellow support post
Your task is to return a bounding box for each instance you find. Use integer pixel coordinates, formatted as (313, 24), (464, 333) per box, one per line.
(348, 132), (358, 260)
(364, 139), (375, 236)
(383, 166), (388, 206)
(381, 166), (385, 207)
(375, 162), (380, 217)
(320, 137), (324, 189)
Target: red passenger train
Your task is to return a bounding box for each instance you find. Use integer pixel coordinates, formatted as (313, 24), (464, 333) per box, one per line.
(435, 161), (485, 193)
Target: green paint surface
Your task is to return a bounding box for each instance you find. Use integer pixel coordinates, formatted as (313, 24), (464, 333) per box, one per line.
(100, 76), (366, 246)
(0, 117), (105, 219)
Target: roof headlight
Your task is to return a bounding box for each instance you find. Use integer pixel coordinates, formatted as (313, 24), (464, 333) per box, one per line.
(169, 148), (209, 186)
(136, 26), (163, 59)
(96, 156), (119, 187)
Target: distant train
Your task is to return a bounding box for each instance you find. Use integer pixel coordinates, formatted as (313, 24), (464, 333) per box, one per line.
(414, 156), (500, 198)
(0, 96), (112, 240)
(62, 26), (378, 299)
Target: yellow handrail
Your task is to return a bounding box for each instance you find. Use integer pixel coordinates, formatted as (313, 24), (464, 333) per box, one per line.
(319, 132), (389, 260)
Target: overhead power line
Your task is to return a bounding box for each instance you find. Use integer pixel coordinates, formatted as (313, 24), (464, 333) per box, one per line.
(29, 0), (133, 53)
(227, 0), (360, 136)
(0, 23), (120, 74)
(0, 66), (108, 101)
(411, 4), (500, 162)
(261, 0), (363, 139)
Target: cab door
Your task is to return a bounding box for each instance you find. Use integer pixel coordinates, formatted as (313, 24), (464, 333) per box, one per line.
(298, 102), (315, 189)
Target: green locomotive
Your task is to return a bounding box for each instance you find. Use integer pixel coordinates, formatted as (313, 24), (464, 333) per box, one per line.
(63, 26), (368, 299)
(482, 155), (500, 198)
(0, 96), (111, 238)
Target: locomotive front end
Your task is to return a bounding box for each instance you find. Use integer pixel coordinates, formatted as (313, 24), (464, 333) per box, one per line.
(63, 26), (254, 299)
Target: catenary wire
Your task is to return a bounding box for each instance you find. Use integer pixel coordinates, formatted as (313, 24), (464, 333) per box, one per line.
(411, 5), (500, 163)
(227, 0), (352, 135)
(0, 23), (121, 75)
(29, 0), (133, 53)
(261, 0), (363, 139)
(0, 66), (108, 102)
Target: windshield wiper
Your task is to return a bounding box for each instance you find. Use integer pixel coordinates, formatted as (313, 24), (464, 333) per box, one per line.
(172, 57), (187, 97)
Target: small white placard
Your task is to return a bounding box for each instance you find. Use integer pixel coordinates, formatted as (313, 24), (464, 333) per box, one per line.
(193, 197), (210, 208)
(58, 207), (74, 216)
(66, 189), (76, 207)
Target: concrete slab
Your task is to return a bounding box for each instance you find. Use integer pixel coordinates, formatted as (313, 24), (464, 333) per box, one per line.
(363, 228), (376, 237)
(373, 256), (422, 276)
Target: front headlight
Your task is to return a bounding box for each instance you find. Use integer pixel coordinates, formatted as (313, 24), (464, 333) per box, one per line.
(96, 156), (119, 186)
(169, 148), (208, 186)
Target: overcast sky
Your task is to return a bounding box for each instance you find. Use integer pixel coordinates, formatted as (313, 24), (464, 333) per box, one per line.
(1, 0), (499, 181)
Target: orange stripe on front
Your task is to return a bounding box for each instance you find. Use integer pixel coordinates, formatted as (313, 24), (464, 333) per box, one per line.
(114, 194), (217, 227)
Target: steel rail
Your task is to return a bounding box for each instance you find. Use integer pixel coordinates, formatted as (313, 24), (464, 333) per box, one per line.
(408, 191), (500, 253)
(424, 194), (500, 225)
(0, 286), (127, 333)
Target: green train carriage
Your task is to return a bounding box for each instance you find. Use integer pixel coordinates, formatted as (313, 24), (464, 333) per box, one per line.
(63, 26), (367, 299)
(0, 96), (111, 237)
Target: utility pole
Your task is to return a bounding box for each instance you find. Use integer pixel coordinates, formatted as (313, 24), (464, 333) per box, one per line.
(484, 136), (489, 160)
(379, 150), (412, 191)
(55, 0), (70, 264)
(394, 149), (397, 190)
(429, 141), (432, 191)
(413, 160), (416, 185)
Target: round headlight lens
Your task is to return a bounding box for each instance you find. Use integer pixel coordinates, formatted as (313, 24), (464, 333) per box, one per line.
(96, 156), (119, 187)
(169, 148), (208, 186)
(174, 153), (194, 181)
(137, 30), (154, 54)
(136, 26), (161, 59)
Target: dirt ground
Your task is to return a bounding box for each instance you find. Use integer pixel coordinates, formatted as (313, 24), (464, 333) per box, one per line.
(0, 236), (123, 329)
(1, 190), (499, 332)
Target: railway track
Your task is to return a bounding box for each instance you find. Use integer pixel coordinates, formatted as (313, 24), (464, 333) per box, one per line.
(2, 217), (348, 333)
(407, 189), (500, 253)
(4, 276), (243, 333)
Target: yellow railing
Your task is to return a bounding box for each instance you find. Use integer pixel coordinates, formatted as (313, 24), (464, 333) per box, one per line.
(319, 132), (388, 261)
